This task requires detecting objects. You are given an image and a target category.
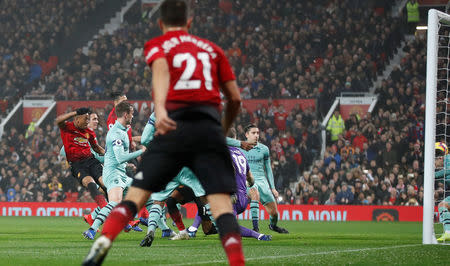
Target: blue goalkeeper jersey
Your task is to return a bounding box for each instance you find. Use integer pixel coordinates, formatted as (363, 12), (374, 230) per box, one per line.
(103, 121), (143, 177)
(226, 138), (275, 189)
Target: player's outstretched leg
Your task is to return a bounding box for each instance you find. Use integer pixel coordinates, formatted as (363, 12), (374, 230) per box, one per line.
(84, 207), (100, 226)
(83, 200), (139, 266)
(188, 213), (202, 237)
(240, 225), (271, 241)
(83, 202), (118, 240)
(85, 180), (108, 208)
(138, 207), (149, 226)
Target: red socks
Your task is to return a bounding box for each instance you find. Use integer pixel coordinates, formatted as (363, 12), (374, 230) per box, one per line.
(139, 207), (149, 219)
(221, 232), (245, 266)
(94, 194), (108, 208)
(216, 213), (245, 266)
(102, 201), (137, 241)
(169, 211), (186, 231)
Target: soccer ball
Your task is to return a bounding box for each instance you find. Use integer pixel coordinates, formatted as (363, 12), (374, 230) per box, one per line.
(435, 142), (448, 155)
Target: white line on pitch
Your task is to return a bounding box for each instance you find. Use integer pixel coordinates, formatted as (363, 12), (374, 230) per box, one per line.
(168, 244), (423, 265)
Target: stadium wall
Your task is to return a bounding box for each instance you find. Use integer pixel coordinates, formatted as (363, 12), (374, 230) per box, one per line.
(0, 202), (424, 222)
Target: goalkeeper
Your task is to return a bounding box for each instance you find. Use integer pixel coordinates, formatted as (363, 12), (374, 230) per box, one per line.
(434, 142), (450, 242)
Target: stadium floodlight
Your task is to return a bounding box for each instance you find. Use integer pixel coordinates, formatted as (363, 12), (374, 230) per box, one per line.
(423, 9), (450, 245)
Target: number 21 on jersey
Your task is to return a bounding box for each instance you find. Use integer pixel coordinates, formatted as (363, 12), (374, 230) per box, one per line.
(173, 52), (212, 91)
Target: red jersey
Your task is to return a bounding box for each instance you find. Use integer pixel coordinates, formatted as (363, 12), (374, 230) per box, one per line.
(274, 111), (288, 131)
(107, 106), (132, 142)
(143, 30), (235, 110)
(60, 121), (98, 162)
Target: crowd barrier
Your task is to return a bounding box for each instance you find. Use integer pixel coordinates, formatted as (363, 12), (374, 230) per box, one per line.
(0, 202), (425, 222)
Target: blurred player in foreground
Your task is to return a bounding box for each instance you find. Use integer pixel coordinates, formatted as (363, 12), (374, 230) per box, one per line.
(83, 0), (244, 265)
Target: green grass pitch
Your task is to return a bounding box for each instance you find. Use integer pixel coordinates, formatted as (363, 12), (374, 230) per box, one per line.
(0, 217), (448, 265)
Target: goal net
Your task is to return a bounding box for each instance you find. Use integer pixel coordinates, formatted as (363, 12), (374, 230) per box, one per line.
(423, 9), (450, 244)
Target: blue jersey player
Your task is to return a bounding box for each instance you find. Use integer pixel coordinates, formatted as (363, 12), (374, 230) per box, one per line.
(83, 102), (146, 240)
(227, 124), (288, 234)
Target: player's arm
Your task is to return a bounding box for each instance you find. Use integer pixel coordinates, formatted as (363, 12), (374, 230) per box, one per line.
(55, 111), (76, 129)
(152, 57), (177, 135)
(112, 139), (145, 163)
(59, 146), (66, 158)
(91, 148), (105, 163)
(141, 114), (156, 146)
(221, 80), (241, 135)
(56, 108), (91, 128)
(226, 137), (241, 147)
(226, 137), (255, 151)
(91, 143), (105, 156)
(246, 170), (255, 187)
(87, 132), (105, 156)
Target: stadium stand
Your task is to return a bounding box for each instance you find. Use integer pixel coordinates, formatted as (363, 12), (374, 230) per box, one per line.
(0, 0), (427, 207)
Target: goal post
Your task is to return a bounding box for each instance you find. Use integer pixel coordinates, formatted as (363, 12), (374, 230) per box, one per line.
(423, 9), (450, 244)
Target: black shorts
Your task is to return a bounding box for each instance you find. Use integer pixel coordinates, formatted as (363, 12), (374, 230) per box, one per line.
(133, 106), (236, 196)
(70, 157), (103, 185)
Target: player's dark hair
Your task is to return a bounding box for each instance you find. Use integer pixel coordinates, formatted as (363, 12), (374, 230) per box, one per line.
(111, 91), (126, 101)
(244, 124), (257, 134)
(115, 101), (133, 117)
(161, 0), (188, 27)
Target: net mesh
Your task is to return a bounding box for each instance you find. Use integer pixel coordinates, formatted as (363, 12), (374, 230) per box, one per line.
(434, 17), (450, 239)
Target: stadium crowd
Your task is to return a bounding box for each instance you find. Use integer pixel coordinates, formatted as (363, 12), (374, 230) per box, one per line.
(8, 1), (402, 113)
(0, 0), (430, 207)
(0, 0), (107, 114)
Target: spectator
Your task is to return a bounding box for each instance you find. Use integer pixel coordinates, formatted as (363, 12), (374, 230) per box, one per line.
(327, 110), (345, 143)
(336, 182), (354, 205)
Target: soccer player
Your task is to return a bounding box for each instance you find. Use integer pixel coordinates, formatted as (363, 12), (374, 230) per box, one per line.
(59, 112), (104, 226)
(83, 0), (244, 264)
(228, 129), (271, 241)
(56, 107), (107, 210)
(227, 124), (289, 234)
(434, 142), (450, 242)
(83, 101), (146, 240)
(139, 112), (212, 245)
(107, 92), (141, 147)
(107, 92), (148, 228)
